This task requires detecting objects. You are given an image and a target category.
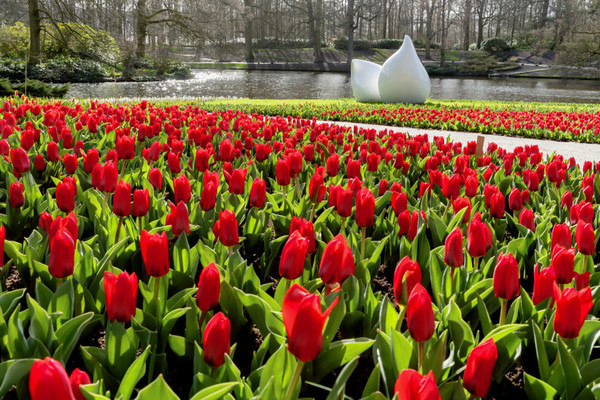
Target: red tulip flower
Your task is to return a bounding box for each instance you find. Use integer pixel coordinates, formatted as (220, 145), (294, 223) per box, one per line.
(575, 221), (595, 255)
(319, 234), (355, 286)
(518, 208), (535, 231)
(48, 229), (76, 278)
(100, 162), (118, 193)
(493, 253), (520, 300)
(452, 196), (471, 224)
(166, 201), (190, 236)
(63, 153), (78, 175)
(575, 271), (590, 290)
(290, 217), (316, 253)
(554, 286), (593, 339)
(463, 338), (498, 398)
(56, 180), (76, 213)
(49, 213), (78, 245)
(132, 188), (150, 217)
(276, 157), (291, 186)
(140, 230), (169, 277)
(407, 283), (435, 342)
(309, 167), (327, 203)
(508, 188), (522, 211)
(532, 265), (557, 306)
(393, 256), (421, 306)
(196, 263), (221, 312)
(112, 180), (131, 217)
(249, 177), (266, 208)
(173, 174), (191, 204)
(443, 227), (463, 269)
(279, 231), (309, 280)
(551, 223), (571, 252)
(490, 192), (505, 219)
(347, 159), (361, 179)
(394, 369), (440, 400)
(0, 225), (4, 266)
(69, 368), (91, 400)
(282, 283), (339, 362)
(355, 187), (375, 228)
(226, 167), (247, 195)
(9, 181), (24, 208)
(467, 213), (492, 259)
(11, 147), (30, 174)
(336, 188), (353, 218)
(203, 312), (231, 367)
(29, 357), (75, 400)
(551, 246), (576, 284)
(391, 192), (408, 216)
(200, 181), (217, 211)
(148, 167), (162, 190)
(34, 154), (46, 172)
(214, 209), (239, 247)
(47, 141), (60, 162)
(104, 271), (138, 323)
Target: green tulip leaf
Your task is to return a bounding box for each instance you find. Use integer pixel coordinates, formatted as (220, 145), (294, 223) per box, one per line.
(190, 382), (239, 400)
(135, 374), (180, 400)
(0, 358), (36, 398)
(524, 372), (558, 400)
(558, 336), (583, 400)
(116, 345), (151, 400)
(325, 355), (359, 400)
(313, 338), (374, 381)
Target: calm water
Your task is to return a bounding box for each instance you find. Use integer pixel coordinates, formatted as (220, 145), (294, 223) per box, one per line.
(66, 69), (600, 104)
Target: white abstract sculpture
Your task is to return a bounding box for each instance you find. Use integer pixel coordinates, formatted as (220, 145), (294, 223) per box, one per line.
(351, 60), (382, 102)
(351, 35), (431, 104)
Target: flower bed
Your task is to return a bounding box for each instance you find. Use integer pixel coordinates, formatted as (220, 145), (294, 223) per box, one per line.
(0, 95), (599, 400)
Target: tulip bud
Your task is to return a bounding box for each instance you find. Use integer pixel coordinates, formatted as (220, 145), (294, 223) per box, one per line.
(166, 201), (190, 237)
(132, 188), (149, 217)
(9, 181), (24, 208)
(508, 188), (522, 211)
(34, 154), (46, 172)
(575, 221), (595, 255)
(249, 178), (266, 208)
(290, 217), (316, 253)
(282, 283), (338, 362)
(493, 253), (520, 300)
(69, 368), (91, 400)
(467, 213), (492, 258)
(203, 312), (231, 367)
(550, 223), (571, 252)
(112, 180), (131, 217)
(490, 192), (505, 218)
(140, 230), (169, 277)
(200, 181), (217, 211)
(554, 286), (593, 339)
(279, 231), (309, 280)
(196, 263), (221, 312)
(103, 271), (138, 323)
(148, 167), (162, 190)
(276, 157), (291, 186)
(173, 174), (191, 204)
(56, 180), (76, 213)
(452, 196), (471, 224)
(215, 210), (239, 247)
(48, 229), (76, 278)
(532, 265), (557, 306)
(393, 256), (421, 306)
(336, 188), (353, 218)
(10, 147), (30, 174)
(355, 187), (375, 228)
(394, 369), (440, 400)
(319, 234), (355, 285)
(518, 208), (535, 231)
(463, 339), (497, 398)
(29, 357), (75, 400)
(308, 167), (327, 203)
(227, 167), (247, 195)
(407, 283), (435, 342)
(326, 154), (340, 177)
(100, 162), (118, 193)
(443, 227), (463, 269)
(551, 246), (575, 284)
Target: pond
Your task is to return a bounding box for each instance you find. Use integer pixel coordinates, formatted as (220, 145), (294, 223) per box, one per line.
(66, 69), (600, 104)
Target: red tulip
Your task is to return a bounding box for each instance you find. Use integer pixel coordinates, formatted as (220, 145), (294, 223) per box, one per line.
(226, 167), (247, 195)
(467, 213), (491, 258)
(196, 263), (221, 312)
(391, 192), (408, 216)
(167, 152), (181, 174)
(69, 368), (91, 400)
(551, 223), (571, 252)
(203, 312), (231, 367)
(347, 159), (361, 179)
(561, 191), (573, 210)
(442, 174), (461, 200)
(554, 286), (593, 339)
(326, 154), (340, 177)
(173, 174), (191, 204)
(49, 213), (78, 245)
(508, 188), (522, 211)
(132, 188), (149, 217)
(34, 154), (46, 172)
(452, 196), (471, 224)
(532, 265), (557, 306)
(112, 180), (131, 217)
(48, 229), (76, 278)
(443, 227), (463, 268)
(393, 256), (421, 306)
(100, 162), (118, 193)
(10, 147), (30, 174)
(394, 369), (440, 400)
(140, 230), (169, 277)
(63, 153), (78, 175)
(29, 357), (75, 400)
(56, 180), (75, 213)
(9, 181), (24, 208)
(355, 187), (375, 228)
(213, 210), (238, 247)
(463, 338), (497, 398)
(493, 253), (520, 300)
(309, 167), (327, 203)
(47, 141), (60, 162)
(116, 135), (135, 160)
(282, 283), (338, 362)
(0, 225), (4, 266)
(575, 221), (595, 255)
(276, 157), (291, 186)
(336, 188), (353, 218)
(288, 150), (303, 177)
(279, 231), (309, 280)
(148, 167), (162, 190)
(551, 246), (576, 284)
(249, 177), (266, 208)
(518, 208), (535, 231)
(575, 271), (590, 290)
(465, 175), (478, 197)
(200, 180), (217, 211)
(290, 217), (316, 253)
(319, 233), (355, 286)
(407, 283), (435, 342)
(83, 148), (99, 173)
(490, 192), (505, 218)
(166, 201), (190, 236)
(218, 139), (234, 162)
(104, 271), (138, 323)
(39, 212), (53, 233)
(378, 179), (389, 196)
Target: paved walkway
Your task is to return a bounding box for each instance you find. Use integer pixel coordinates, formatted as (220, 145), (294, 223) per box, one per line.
(319, 120), (600, 165)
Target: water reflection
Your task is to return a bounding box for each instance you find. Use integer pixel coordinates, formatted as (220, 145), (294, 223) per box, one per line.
(66, 69), (600, 104)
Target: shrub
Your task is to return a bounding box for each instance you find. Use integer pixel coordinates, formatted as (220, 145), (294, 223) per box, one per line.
(372, 39), (403, 49)
(153, 58), (192, 79)
(30, 56), (107, 83)
(0, 22), (29, 59)
(42, 22), (120, 64)
(425, 64), (457, 76)
(481, 38), (510, 53)
(333, 38), (371, 51)
(0, 77), (68, 98)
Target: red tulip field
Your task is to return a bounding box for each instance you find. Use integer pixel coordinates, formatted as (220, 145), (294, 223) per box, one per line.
(1, 96), (600, 400)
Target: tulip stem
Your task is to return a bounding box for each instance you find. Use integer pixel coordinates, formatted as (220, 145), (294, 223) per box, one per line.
(154, 276), (161, 323)
(499, 298), (508, 326)
(228, 246), (233, 260)
(283, 278), (291, 295)
(473, 257), (480, 271)
(198, 309), (207, 331)
(467, 394), (476, 400)
(281, 185), (287, 211)
(442, 200), (451, 220)
(295, 176), (302, 199)
(137, 216), (143, 233)
(309, 202), (317, 222)
(211, 366), (218, 380)
(56, 277), (63, 290)
(115, 216), (124, 244)
(417, 341), (425, 373)
(360, 226), (366, 261)
(118, 159), (128, 182)
(395, 304), (406, 331)
(285, 360), (305, 400)
(102, 192), (109, 216)
(340, 217), (346, 237)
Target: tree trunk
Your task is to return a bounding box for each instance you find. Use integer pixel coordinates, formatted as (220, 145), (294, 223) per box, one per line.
(382, 0), (388, 39)
(28, 0), (42, 65)
(463, 0), (471, 50)
(540, 0), (549, 27)
(347, 0), (354, 68)
(440, 0), (446, 66)
(136, 0), (147, 59)
(244, 0), (255, 62)
(424, 0), (435, 59)
(313, 0), (324, 63)
(476, 0), (485, 49)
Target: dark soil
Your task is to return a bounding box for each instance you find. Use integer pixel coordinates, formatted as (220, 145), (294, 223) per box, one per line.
(5, 265), (23, 291)
(345, 352), (375, 398)
(372, 264), (395, 303)
(232, 324), (263, 378)
(484, 366), (525, 400)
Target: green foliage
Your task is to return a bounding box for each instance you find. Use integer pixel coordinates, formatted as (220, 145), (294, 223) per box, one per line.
(481, 37), (510, 53)
(0, 78), (68, 98)
(425, 65), (458, 76)
(372, 39), (403, 49)
(0, 22), (29, 59)
(42, 22), (120, 64)
(333, 37), (371, 51)
(0, 57), (106, 83)
(153, 58), (192, 79)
